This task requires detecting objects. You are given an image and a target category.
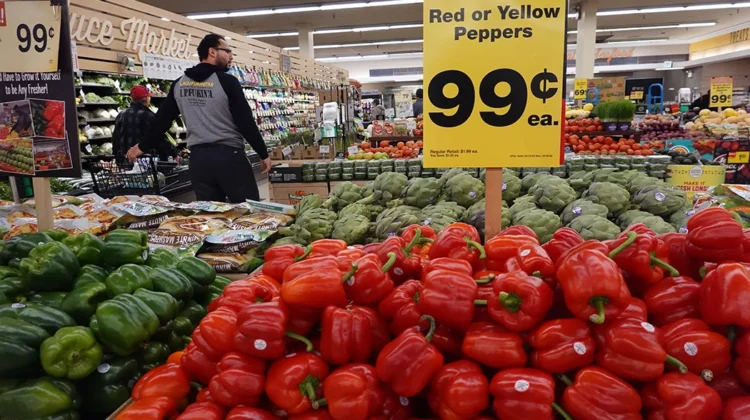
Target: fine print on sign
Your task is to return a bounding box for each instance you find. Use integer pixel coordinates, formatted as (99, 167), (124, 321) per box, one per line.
(710, 76), (733, 108)
(423, 0), (567, 168)
(0, 1), (61, 73)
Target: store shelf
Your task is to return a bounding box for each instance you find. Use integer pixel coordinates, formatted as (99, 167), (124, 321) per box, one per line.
(86, 135), (113, 142)
(79, 118), (116, 126)
(78, 102), (119, 107)
(76, 83), (116, 88)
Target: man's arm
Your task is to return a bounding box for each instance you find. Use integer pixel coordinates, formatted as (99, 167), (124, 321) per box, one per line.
(138, 82), (180, 153)
(217, 73), (269, 160)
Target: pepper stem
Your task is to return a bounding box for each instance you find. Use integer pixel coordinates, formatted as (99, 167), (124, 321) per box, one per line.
(294, 246), (312, 262)
(608, 231), (637, 259)
(298, 375), (320, 405)
(699, 266), (708, 279)
(382, 252), (397, 273)
(589, 297), (608, 324)
(650, 253), (680, 277)
(342, 263), (358, 283)
(420, 315), (437, 342)
(285, 331), (314, 352)
(499, 292), (522, 313)
(413, 291), (419, 304)
(475, 274), (495, 284)
(552, 403), (573, 420)
(403, 229), (422, 255)
(474, 299), (487, 306)
(312, 398), (328, 409)
(665, 354), (689, 374)
(558, 375), (574, 387)
(464, 237), (487, 259)
(728, 325), (737, 344)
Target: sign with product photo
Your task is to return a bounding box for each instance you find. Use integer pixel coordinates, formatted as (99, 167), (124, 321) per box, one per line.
(423, 0), (567, 168)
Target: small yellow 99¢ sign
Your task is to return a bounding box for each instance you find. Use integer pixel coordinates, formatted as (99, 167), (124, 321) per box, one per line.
(573, 79), (587, 100)
(423, 0), (568, 168)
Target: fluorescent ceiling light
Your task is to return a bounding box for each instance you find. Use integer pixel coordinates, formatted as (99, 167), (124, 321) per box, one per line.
(284, 39), (423, 50)
(597, 2), (750, 16)
(656, 66), (686, 71)
(248, 23), (422, 37)
(188, 0), (423, 20)
(604, 38), (670, 45)
(568, 22), (716, 34)
(248, 32), (300, 38)
(161, 17), (171, 22)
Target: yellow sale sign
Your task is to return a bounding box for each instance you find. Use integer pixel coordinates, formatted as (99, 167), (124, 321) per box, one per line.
(423, 0), (567, 168)
(0, 1), (61, 73)
(573, 79), (587, 100)
(667, 164), (726, 199)
(710, 76), (733, 108)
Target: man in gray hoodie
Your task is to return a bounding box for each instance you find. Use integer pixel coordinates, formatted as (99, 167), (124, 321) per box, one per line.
(127, 34), (271, 202)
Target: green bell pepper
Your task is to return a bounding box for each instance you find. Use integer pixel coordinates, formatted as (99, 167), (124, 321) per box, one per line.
(137, 342), (171, 374)
(146, 247), (180, 269)
(60, 283), (108, 325)
(213, 275), (232, 290)
(72, 265), (108, 288)
(0, 276), (28, 304)
(178, 300), (207, 327)
(0, 377), (77, 419)
(40, 326), (103, 380)
(0, 232), (54, 265)
(79, 357), (139, 416)
(62, 233), (105, 266)
(153, 315), (194, 353)
(0, 378), (22, 394)
(0, 317), (49, 377)
(148, 268), (193, 303)
(0, 265), (20, 280)
(105, 264), (152, 298)
(102, 230), (149, 267)
(176, 256), (216, 286)
(89, 294), (159, 356)
(0, 302), (76, 335)
(133, 288), (178, 324)
(42, 229), (70, 242)
(27, 292), (67, 310)
(19, 242), (80, 292)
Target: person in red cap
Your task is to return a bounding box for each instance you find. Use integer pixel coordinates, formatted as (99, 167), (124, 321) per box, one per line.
(113, 85), (174, 160)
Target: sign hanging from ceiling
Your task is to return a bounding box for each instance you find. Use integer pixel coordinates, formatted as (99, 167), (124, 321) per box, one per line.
(423, 0), (567, 168)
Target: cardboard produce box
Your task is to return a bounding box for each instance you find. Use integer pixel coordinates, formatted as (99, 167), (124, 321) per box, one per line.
(302, 146), (319, 160)
(270, 182), (329, 205)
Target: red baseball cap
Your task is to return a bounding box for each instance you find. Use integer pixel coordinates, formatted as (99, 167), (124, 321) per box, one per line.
(130, 85), (151, 100)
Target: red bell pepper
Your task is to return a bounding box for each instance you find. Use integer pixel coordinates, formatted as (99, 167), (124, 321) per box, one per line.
(486, 270), (553, 332)
(402, 224), (436, 256)
(428, 223), (486, 269)
(500, 225), (539, 239)
(132, 363), (190, 401)
(281, 259), (353, 309)
(209, 276), (281, 313)
(490, 368), (570, 420)
(422, 258), (473, 278)
(235, 300), (313, 359)
(322, 364), (384, 420)
(660, 232), (703, 280)
(380, 389), (412, 420)
(428, 360), (489, 420)
(344, 253), (396, 305)
(181, 342), (218, 385)
(374, 234), (423, 284)
(176, 402), (226, 420)
(309, 239), (348, 259)
(209, 352), (266, 407)
(167, 351), (183, 366)
(283, 256), (340, 283)
(700, 262), (750, 330)
(660, 318), (731, 380)
(610, 225), (680, 284)
(461, 321), (526, 369)
(430, 325), (464, 361)
(473, 287), (496, 322)
(542, 228), (584, 264)
(320, 305), (385, 365)
(336, 247), (367, 272)
(418, 269), (478, 331)
(641, 372), (722, 419)
(528, 318), (595, 374)
(710, 370), (748, 402)
(514, 243), (555, 277)
(484, 234), (539, 271)
(225, 407), (281, 420)
(378, 280), (427, 335)
(734, 330), (750, 386)
(196, 387), (217, 403)
(265, 352), (329, 414)
(263, 245), (310, 280)
(556, 248), (631, 324)
(724, 396), (750, 420)
(376, 315), (444, 397)
(561, 366), (641, 420)
(687, 207), (745, 262)
(643, 276), (701, 327)
(288, 412), (331, 420)
(597, 318), (687, 382)
(116, 396), (178, 420)
(195, 307), (239, 360)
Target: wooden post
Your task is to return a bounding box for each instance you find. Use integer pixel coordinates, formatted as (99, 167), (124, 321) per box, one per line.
(485, 168), (503, 240)
(32, 178), (54, 230)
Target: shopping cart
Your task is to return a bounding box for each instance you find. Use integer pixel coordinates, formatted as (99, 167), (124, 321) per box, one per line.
(84, 154), (163, 198)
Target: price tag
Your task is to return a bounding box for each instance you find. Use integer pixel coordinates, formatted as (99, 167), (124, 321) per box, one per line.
(729, 151), (750, 164)
(573, 79), (587, 100)
(347, 145), (359, 155)
(630, 88), (644, 100)
(423, 0), (567, 168)
(282, 146), (293, 157)
(319, 145), (330, 154)
(0, 1), (61, 72)
(85, 144), (92, 153)
(710, 77), (733, 108)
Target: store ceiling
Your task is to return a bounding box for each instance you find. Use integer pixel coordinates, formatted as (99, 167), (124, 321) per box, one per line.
(142, 0), (750, 59)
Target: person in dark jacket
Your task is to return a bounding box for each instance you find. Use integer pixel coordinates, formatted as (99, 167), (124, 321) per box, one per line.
(412, 88), (423, 117)
(127, 34), (271, 203)
(113, 85), (174, 160)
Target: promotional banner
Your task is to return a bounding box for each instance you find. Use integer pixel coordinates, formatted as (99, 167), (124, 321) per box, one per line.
(423, 0), (567, 168)
(667, 164), (726, 199)
(0, 0), (81, 178)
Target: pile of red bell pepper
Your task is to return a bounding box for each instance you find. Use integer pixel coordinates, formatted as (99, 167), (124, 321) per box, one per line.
(117, 207), (750, 420)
